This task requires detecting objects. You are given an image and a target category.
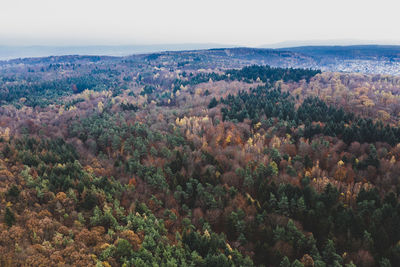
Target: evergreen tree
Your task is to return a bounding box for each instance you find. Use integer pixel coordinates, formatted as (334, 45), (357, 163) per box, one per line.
(4, 207), (15, 227)
(280, 256), (291, 267)
(322, 239), (342, 266)
(208, 97), (218, 109)
(278, 194), (290, 216)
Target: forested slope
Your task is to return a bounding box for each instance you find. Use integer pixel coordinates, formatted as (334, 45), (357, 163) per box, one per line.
(1, 55), (400, 266)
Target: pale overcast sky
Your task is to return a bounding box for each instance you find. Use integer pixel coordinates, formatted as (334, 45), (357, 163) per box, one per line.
(1, 0), (400, 46)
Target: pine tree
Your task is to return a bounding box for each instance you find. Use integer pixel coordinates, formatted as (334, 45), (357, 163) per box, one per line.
(322, 239), (342, 266)
(208, 97), (218, 109)
(379, 258), (392, 267)
(4, 207), (15, 227)
(280, 256), (291, 267)
(278, 194), (290, 216)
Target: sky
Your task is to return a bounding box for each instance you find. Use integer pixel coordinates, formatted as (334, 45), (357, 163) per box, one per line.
(1, 0), (400, 47)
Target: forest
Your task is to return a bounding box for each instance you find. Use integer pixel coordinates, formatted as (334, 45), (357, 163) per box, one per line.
(1, 52), (400, 267)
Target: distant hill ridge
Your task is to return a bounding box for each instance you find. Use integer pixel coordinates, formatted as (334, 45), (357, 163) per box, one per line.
(1, 45), (400, 75)
(1, 44), (400, 61)
(279, 45), (400, 60)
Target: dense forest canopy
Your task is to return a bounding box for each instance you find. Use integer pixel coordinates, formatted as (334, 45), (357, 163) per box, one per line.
(1, 53), (400, 267)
